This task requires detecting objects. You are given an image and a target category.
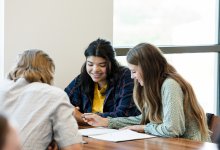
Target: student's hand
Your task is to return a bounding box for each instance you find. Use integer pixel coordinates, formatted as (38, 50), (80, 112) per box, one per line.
(47, 139), (59, 150)
(81, 113), (108, 127)
(73, 107), (88, 125)
(73, 107), (82, 120)
(120, 125), (145, 133)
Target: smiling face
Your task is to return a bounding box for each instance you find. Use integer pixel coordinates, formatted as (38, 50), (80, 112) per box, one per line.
(127, 63), (144, 86)
(86, 56), (108, 88)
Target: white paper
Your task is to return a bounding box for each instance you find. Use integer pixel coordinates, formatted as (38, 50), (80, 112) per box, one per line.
(79, 127), (118, 136)
(89, 129), (156, 142)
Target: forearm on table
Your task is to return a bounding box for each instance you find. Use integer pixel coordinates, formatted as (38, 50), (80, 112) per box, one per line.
(108, 115), (142, 129)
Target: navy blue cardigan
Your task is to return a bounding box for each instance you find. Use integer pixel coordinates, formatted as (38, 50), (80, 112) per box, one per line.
(64, 67), (140, 118)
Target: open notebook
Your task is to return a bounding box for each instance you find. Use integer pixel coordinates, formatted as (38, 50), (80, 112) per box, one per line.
(79, 127), (156, 142)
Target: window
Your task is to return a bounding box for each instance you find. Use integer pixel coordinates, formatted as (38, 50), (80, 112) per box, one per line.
(113, 0), (217, 47)
(165, 53), (217, 114)
(114, 0), (218, 114)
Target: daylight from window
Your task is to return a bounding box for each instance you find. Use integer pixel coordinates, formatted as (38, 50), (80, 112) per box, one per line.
(114, 0), (218, 114)
(113, 0), (217, 47)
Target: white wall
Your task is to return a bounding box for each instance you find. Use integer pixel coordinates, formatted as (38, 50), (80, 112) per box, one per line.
(4, 0), (113, 88)
(0, 0), (4, 79)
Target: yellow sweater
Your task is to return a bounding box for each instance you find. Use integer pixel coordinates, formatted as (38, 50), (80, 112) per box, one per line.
(92, 83), (107, 113)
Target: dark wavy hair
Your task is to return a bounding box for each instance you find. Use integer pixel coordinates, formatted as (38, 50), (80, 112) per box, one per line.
(79, 38), (122, 99)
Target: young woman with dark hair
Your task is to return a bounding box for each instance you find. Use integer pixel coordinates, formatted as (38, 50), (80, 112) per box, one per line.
(65, 38), (140, 124)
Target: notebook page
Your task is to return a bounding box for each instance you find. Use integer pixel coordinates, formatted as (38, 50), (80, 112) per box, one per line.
(89, 129), (156, 142)
(79, 127), (118, 136)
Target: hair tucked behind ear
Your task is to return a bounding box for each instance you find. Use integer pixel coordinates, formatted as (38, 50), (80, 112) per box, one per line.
(7, 49), (55, 85)
(127, 43), (209, 140)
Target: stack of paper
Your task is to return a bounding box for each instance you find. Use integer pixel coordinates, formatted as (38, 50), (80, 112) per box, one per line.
(79, 127), (156, 142)
(79, 127), (118, 136)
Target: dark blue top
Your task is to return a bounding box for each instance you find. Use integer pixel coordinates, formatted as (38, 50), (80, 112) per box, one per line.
(64, 67), (140, 118)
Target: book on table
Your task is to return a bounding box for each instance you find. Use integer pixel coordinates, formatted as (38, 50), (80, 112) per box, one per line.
(79, 127), (156, 142)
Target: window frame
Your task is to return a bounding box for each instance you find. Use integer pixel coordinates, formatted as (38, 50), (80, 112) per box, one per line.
(116, 45), (220, 56)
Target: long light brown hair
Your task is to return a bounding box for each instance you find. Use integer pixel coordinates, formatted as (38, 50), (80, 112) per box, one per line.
(8, 49), (55, 85)
(127, 43), (209, 138)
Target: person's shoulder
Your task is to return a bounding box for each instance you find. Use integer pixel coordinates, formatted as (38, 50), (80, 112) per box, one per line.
(162, 78), (182, 95)
(162, 78), (182, 92)
(69, 74), (82, 84)
(0, 78), (29, 90)
(114, 67), (133, 86)
(0, 79), (14, 91)
(0, 78), (13, 85)
(119, 67), (131, 75)
(74, 74), (81, 80)
(30, 82), (67, 97)
(163, 78), (180, 87)
(65, 74), (82, 91)
(119, 66), (129, 72)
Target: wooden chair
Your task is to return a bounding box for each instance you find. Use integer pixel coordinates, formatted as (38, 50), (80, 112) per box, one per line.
(206, 113), (220, 143)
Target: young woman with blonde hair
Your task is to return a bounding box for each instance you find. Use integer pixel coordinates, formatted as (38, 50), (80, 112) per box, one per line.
(82, 43), (210, 142)
(0, 50), (82, 150)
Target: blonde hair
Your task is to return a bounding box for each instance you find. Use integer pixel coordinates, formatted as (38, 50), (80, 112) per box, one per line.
(8, 49), (55, 85)
(127, 43), (209, 139)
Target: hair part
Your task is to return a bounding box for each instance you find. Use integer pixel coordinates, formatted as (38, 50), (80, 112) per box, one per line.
(7, 49), (55, 85)
(79, 38), (122, 98)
